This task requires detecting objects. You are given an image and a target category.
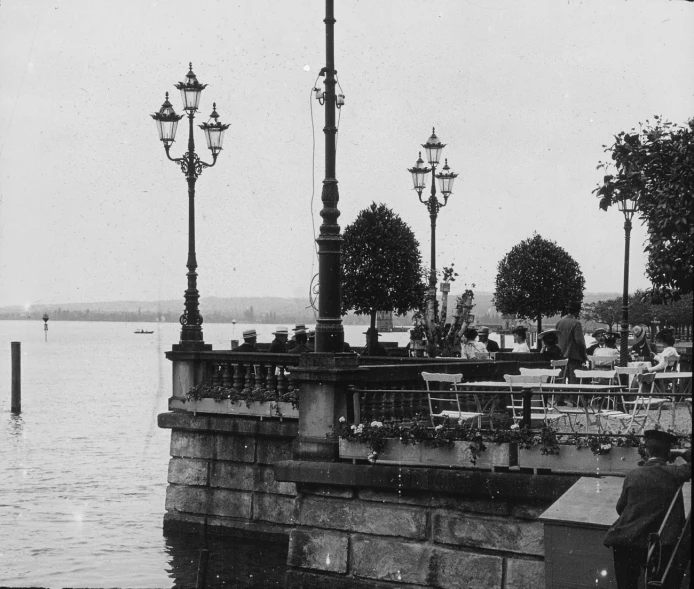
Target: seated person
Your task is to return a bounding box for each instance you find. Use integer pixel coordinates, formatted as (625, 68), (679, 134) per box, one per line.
(630, 325), (654, 360)
(460, 327), (488, 359)
(511, 326), (530, 353)
(234, 329), (259, 352)
(477, 326), (500, 353)
(538, 329), (563, 361)
(594, 333), (620, 357)
(360, 328), (388, 356)
(587, 328), (609, 356)
(287, 324), (308, 351)
(289, 328), (314, 354)
(268, 326), (289, 353)
(645, 330), (679, 373)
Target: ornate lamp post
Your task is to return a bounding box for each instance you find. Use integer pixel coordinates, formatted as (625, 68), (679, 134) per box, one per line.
(151, 63), (229, 351)
(618, 194), (638, 366)
(408, 129), (458, 321)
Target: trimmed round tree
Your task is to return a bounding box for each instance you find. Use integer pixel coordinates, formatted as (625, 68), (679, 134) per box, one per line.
(341, 203), (426, 355)
(493, 234), (585, 342)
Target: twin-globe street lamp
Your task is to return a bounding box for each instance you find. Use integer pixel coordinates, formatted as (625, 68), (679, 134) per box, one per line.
(618, 194), (638, 367)
(408, 129), (458, 314)
(151, 63), (229, 351)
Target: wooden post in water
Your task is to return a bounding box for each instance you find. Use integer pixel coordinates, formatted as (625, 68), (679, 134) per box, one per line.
(195, 548), (209, 589)
(11, 342), (21, 414)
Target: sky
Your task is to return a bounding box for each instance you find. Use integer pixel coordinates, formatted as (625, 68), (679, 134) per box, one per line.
(1, 0), (692, 309)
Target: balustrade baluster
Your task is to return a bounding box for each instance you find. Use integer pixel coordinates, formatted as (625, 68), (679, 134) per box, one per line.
(277, 367), (288, 395)
(256, 364), (266, 389)
(267, 364), (277, 391)
(383, 391), (394, 422)
(362, 391), (373, 423)
(232, 363), (244, 391)
(211, 363), (223, 386)
(244, 364), (253, 389)
(221, 363), (232, 387)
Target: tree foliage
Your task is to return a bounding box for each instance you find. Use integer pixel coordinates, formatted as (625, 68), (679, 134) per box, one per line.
(583, 298), (622, 331)
(493, 234), (585, 334)
(341, 203), (426, 353)
(594, 117), (694, 301)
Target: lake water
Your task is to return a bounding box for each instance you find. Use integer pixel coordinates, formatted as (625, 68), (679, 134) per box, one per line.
(2, 320), (380, 588)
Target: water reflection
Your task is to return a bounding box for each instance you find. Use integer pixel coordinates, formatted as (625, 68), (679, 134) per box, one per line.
(7, 413), (24, 437)
(164, 529), (289, 588)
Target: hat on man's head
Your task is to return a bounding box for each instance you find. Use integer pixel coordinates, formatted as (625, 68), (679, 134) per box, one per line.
(272, 326), (288, 336)
(592, 328), (607, 338)
(242, 329), (257, 339)
(294, 328), (308, 336)
(478, 326), (490, 335)
(293, 324), (307, 332)
(567, 300), (582, 313)
(632, 325), (646, 344)
(538, 329), (560, 340)
(644, 429), (679, 446)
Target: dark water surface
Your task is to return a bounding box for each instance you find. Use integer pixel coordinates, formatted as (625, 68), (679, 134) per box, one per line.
(0, 320), (297, 587)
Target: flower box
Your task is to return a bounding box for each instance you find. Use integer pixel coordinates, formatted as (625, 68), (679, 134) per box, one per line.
(518, 445), (641, 475)
(171, 397), (298, 419)
(338, 438), (517, 470)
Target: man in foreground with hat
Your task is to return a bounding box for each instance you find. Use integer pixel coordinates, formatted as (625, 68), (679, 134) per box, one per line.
(268, 326), (289, 353)
(556, 300), (588, 384)
(477, 326), (500, 353)
(604, 429), (691, 589)
(235, 329), (259, 352)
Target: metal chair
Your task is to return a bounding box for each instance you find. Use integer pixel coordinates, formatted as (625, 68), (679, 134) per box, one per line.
(422, 372), (483, 426)
(604, 373), (660, 433)
(621, 372), (669, 428)
(503, 374), (563, 426)
(519, 367), (562, 383)
(550, 358), (569, 383)
(587, 355), (619, 370)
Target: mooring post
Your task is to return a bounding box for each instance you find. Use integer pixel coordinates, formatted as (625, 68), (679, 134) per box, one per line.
(195, 548), (209, 589)
(11, 342), (21, 414)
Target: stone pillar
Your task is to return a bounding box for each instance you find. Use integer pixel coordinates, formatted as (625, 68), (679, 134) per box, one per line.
(291, 353), (366, 462)
(169, 358), (206, 404)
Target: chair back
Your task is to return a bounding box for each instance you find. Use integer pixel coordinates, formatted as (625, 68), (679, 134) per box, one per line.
(519, 368), (562, 383)
(636, 371), (656, 395)
(504, 374), (547, 385)
(551, 358), (569, 383)
(421, 372), (463, 390)
(574, 369), (618, 385)
(615, 366), (643, 390)
(588, 355), (619, 369)
(665, 355), (681, 372)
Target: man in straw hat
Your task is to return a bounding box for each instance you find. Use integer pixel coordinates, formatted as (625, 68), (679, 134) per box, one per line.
(556, 300), (588, 384)
(630, 325), (654, 360)
(289, 327), (314, 354)
(268, 326), (289, 353)
(235, 329), (259, 352)
(604, 429), (691, 589)
(477, 326), (500, 353)
(287, 324), (308, 351)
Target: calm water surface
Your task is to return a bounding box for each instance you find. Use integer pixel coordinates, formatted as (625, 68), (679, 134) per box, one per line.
(1, 320), (353, 587)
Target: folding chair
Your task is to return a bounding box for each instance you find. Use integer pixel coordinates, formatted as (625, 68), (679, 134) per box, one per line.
(519, 368), (562, 383)
(422, 372), (483, 426)
(503, 374), (563, 426)
(621, 372), (668, 428)
(550, 359), (569, 384)
(553, 369), (621, 431)
(615, 366), (644, 391)
(588, 355), (619, 370)
(603, 373), (660, 434)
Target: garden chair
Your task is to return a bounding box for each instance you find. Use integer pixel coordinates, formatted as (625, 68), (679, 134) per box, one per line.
(606, 372), (660, 433)
(550, 358), (569, 383)
(587, 356), (619, 370)
(422, 372), (483, 427)
(519, 367), (562, 383)
(503, 374), (563, 426)
(621, 372), (668, 424)
(552, 369), (621, 431)
(615, 366), (644, 391)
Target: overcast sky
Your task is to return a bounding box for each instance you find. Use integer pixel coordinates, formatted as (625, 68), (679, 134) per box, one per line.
(1, 0), (692, 309)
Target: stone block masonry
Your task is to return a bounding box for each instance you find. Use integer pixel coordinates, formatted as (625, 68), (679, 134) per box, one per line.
(158, 411), (299, 536)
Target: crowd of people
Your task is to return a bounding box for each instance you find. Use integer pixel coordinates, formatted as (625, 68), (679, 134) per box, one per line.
(233, 324), (353, 354)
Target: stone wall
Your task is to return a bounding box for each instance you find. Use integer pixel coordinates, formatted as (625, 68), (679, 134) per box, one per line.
(276, 461), (578, 589)
(158, 411), (298, 536)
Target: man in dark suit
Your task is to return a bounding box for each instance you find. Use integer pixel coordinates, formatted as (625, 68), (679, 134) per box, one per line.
(234, 329), (259, 352)
(268, 326), (289, 353)
(604, 430), (691, 589)
(477, 326), (500, 353)
(556, 300), (588, 384)
(289, 328), (314, 354)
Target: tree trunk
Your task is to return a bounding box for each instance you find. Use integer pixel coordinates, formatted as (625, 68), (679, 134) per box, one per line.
(369, 310), (377, 355)
(536, 314), (543, 350)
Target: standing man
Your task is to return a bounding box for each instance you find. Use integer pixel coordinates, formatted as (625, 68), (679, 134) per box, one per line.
(268, 326), (289, 353)
(477, 326), (500, 353)
(556, 300), (588, 384)
(604, 430), (691, 589)
(234, 329), (259, 352)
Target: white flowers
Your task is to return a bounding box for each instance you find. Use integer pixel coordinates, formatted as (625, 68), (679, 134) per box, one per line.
(339, 416), (346, 423)
(600, 443), (612, 451)
(511, 424), (520, 430)
(434, 425), (444, 431)
(367, 451), (379, 464)
(370, 421), (383, 428)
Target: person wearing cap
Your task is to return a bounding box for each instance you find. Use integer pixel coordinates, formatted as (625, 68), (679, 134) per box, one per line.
(538, 329), (563, 361)
(510, 326), (530, 353)
(604, 429), (691, 589)
(645, 330), (680, 373)
(477, 326), (500, 353)
(587, 328), (608, 356)
(556, 300), (588, 384)
(234, 329), (259, 352)
(630, 325), (654, 360)
(360, 328), (388, 357)
(268, 326), (289, 353)
(287, 324), (308, 351)
(289, 328), (314, 354)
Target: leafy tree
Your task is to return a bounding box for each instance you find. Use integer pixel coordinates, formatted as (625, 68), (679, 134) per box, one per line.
(594, 117), (694, 301)
(341, 203), (427, 354)
(493, 234), (585, 342)
(656, 293), (693, 330)
(583, 298), (622, 331)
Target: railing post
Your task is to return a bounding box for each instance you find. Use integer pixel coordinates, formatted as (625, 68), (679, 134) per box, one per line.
(232, 363), (243, 391)
(11, 342), (21, 414)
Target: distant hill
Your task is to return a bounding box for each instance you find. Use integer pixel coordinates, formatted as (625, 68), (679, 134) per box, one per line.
(0, 292), (621, 325)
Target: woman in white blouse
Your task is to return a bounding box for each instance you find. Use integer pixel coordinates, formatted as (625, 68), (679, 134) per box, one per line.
(646, 330), (680, 372)
(460, 327), (488, 359)
(511, 326), (531, 353)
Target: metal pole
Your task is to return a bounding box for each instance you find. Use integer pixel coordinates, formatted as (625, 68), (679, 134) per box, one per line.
(620, 217), (632, 367)
(11, 342), (21, 414)
(315, 0), (344, 353)
(429, 166), (438, 290)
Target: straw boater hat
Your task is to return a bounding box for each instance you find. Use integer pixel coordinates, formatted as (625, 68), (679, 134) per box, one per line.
(538, 329), (560, 340)
(632, 325), (646, 344)
(591, 328), (607, 338)
(293, 324), (307, 332)
(272, 326), (288, 336)
(242, 329), (257, 339)
(294, 328), (308, 336)
(478, 326), (491, 335)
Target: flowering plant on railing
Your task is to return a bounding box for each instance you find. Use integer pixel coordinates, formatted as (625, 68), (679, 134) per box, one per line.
(186, 384), (299, 409)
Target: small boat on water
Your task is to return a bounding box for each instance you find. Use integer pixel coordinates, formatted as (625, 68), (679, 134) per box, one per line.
(134, 329), (154, 334)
